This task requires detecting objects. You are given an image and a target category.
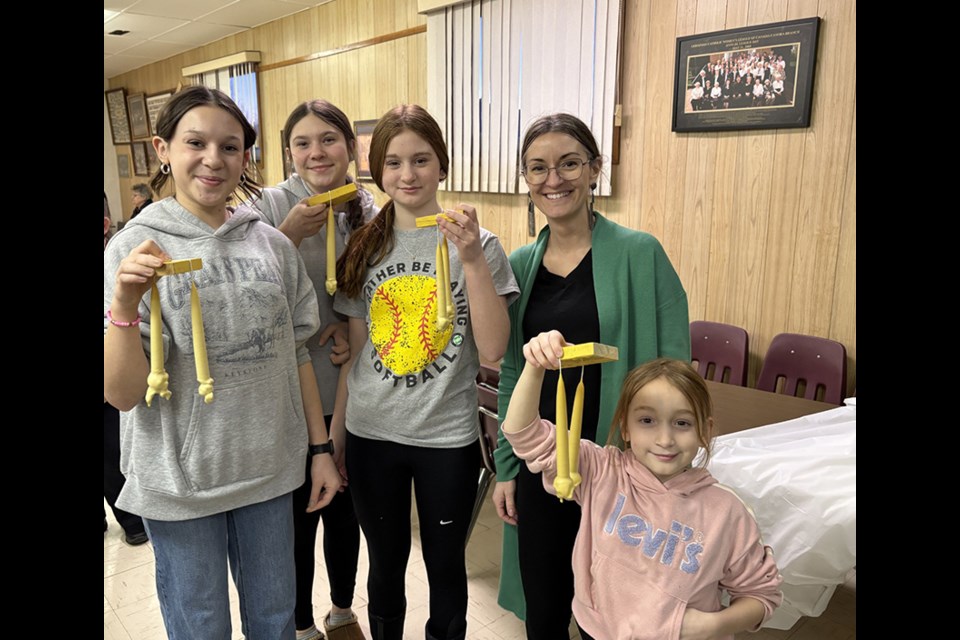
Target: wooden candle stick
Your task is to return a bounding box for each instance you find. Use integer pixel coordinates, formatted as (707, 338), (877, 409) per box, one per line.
(306, 182), (359, 296)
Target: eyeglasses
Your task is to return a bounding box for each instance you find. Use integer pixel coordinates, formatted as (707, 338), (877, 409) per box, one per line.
(521, 159), (591, 185)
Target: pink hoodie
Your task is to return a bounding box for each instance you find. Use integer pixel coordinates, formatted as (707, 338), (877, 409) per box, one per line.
(507, 418), (782, 640)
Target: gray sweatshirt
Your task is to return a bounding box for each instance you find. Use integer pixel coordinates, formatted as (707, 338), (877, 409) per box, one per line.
(103, 197), (320, 521)
(251, 175), (377, 413)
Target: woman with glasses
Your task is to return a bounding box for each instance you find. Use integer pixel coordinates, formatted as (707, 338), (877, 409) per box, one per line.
(490, 114), (690, 639)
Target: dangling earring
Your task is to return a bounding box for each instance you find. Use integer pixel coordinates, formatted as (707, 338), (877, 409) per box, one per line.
(527, 193), (534, 217)
(588, 182), (597, 229)
(160, 163), (171, 175)
(239, 172), (248, 186)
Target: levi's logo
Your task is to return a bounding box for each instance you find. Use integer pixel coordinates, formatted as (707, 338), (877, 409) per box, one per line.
(602, 493), (704, 574)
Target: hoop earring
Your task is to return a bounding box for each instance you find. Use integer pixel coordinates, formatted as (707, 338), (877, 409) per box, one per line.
(160, 163), (171, 175)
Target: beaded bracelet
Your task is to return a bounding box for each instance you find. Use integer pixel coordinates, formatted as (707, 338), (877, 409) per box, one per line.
(107, 309), (142, 328)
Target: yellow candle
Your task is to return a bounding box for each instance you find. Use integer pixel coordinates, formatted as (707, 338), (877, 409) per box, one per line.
(440, 235), (453, 319)
(568, 372), (585, 491)
(436, 234), (450, 331)
(325, 208), (337, 295)
(554, 373), (573, 501)
(145, 283), (171, 407)
(191, 281), (214, 404)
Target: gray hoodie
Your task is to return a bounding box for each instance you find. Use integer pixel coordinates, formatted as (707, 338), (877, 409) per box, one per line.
(103, 197), (320, 521)
(251, 175), (377, 412)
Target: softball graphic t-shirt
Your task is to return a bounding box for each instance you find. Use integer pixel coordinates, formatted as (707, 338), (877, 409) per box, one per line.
(335, 226), (518, 448)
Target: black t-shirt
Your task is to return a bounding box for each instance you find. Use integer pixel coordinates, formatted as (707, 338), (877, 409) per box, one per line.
(522, 250), (602, 443)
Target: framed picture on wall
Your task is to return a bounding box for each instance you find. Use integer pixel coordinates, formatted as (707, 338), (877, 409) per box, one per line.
(117, 149), (132, 178)
(147, 141), (160, 175)
(354, 120), (377, 181)
(106, 88), (132, 145)
(146, 90), (174, 136)
(127, 93), (150, 139)
(132, 142), (150, 176)
(672, 17), (821, 132)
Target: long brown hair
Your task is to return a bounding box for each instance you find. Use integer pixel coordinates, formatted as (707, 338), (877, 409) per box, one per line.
(282, 99), (368, 232)
(150, 86), (262, 201)
(608, 359), (714, 464)
(336, 104), (449, 298)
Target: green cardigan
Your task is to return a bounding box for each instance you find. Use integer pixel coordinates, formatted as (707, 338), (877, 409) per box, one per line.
(493, 213), (691, 618)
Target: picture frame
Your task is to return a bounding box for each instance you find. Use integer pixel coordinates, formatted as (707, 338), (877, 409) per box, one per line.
(672, 17), (821, 133)
(127, 93), (150, 139)
(105, 88), (132, 145)
(280, 130), (291, 180)
(354, 119), (378, 181)
(146, 90), (174, 136)
(132, 141), (150, 177)
(117, 149), (132, 178)
(147, 141), (160, 175)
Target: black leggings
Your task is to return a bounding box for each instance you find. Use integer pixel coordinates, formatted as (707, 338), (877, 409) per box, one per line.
(516, 463), (589, 640)
(103, 402), (145, 536)
(291, 420), (361, 630)
(346, 431), (479, 640)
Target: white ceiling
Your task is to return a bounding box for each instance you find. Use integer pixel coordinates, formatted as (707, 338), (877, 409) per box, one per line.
(104, 0), (334, 80)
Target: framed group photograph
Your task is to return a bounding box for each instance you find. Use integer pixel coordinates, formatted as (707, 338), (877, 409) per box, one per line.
(105, 88), (132, 145)
(132, 141), (151, 176)
(354, 120), (377, 181)
(146, 90), (174, 136)
(127, 93), (150, 139)
(672, 17), (821, 133)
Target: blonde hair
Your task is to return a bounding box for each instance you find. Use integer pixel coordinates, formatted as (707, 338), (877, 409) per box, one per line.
(607, 359), (714, 464)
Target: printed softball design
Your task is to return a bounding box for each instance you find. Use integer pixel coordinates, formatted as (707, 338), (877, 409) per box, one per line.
(370, 275), (453, 375)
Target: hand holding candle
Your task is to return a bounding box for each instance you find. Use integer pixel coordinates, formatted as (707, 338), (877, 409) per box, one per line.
(306, 183), (359, 296)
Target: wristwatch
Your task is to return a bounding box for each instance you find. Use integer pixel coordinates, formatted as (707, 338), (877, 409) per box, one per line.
(309, 441), (335, 457)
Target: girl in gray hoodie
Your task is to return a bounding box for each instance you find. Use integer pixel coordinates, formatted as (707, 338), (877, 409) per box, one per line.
(104, 86), (342, 640)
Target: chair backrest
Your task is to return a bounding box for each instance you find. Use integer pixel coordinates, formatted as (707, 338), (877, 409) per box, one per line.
(478, 363), (501, 388)
(476, 374), (500, 475)
(756, 333), (847, 404)
(690, 321), (749, 386)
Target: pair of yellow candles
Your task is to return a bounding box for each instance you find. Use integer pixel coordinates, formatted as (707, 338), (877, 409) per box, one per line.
(306, 182), (360, 296)
(416, 213), (455, 330)
(145, 258), (213, 407)
(553, 343), (619, 501)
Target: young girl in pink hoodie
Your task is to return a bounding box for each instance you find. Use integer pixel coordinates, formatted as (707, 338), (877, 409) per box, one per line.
(502, 332), (782, 640)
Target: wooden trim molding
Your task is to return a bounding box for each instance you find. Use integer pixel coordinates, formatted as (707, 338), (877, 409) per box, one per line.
(259, 25), (427, 72)
(182, 51), (261, 77)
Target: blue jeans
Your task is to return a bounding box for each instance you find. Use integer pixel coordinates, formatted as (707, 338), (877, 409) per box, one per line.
(145, 492), (296, 640)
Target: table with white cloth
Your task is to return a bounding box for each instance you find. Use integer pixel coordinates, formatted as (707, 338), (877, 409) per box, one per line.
(703, 387), (856, 630)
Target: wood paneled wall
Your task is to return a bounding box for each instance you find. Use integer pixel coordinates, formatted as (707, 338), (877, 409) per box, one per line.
(108, 0), (856, 393)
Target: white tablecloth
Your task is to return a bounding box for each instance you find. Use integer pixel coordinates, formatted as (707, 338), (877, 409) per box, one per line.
(705, 398), (856, 629)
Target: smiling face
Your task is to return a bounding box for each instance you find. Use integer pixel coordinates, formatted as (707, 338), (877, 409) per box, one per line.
(522, 132), (600, 225)
(153, 105), (248, 221)
(287, 113), (354, 194)
(621, 377), (704, 483)
(380, 128), (444, 218)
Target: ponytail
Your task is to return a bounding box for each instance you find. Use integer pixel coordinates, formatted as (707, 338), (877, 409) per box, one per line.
(337, 201), (396, 298)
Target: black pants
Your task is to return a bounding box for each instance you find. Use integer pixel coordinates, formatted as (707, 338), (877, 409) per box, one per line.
(346, 432), (479, 640)
(516, 463), (589, 640)
(103, 402), (145, 536)
(292, 431), (361, 630)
